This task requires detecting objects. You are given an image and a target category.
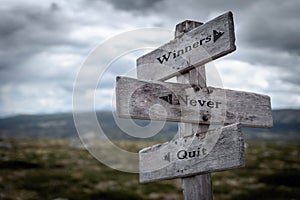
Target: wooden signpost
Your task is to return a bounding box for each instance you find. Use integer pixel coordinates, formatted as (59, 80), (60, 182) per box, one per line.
(137, 12), (236, 81)
(116, 76), (273, 128)
(139, 123), (245, 183)
(115, 11), (273, 200)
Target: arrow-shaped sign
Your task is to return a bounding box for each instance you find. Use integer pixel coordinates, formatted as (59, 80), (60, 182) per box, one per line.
(116, 76), (273, 128)
(159, 94), (173, 104)
(137, 12), (236, 81)
(213, 30), (224, 42)
(139, 123), (245, 183)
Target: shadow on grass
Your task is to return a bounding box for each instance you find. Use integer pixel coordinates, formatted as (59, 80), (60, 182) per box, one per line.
(15, 170), (144, 200)
(232, 169), (300, 200)
(231, 187), (299, 200)
(89, 190), (143, 200)
(0, 161), (41, 169)
(259, 169), (300, 187)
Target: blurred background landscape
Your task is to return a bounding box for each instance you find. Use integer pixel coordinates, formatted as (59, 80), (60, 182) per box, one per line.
(1, 0), (300, 199)
(0, 109), (300, 141)
(0, 110), (299, 199)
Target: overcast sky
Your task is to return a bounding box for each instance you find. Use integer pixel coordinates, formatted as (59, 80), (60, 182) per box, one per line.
(1, 0), (300, 117)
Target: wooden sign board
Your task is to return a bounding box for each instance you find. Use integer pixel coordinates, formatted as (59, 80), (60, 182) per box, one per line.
(116, 76), (273, 128)
(139, 123), (245, 183)
(137, 11), (236, 81)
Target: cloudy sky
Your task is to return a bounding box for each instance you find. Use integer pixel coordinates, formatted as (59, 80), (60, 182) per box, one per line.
(1, 0), (300, 117)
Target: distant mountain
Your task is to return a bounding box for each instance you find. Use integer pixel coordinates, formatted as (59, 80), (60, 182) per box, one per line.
(0, 112), (177, 141)
(0, 110), (299, 141)
(243, 109), (300, 141)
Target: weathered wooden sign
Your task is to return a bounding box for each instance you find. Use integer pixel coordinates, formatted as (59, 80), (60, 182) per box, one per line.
(137, 11), (236, 81)
(139, 123), (244, 183)
(116, 76), (273, 128)
(114, 12), (273, 200)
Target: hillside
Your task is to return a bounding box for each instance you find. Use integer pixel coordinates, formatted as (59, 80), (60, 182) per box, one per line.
(0, 112), (177, 141)
(0, 139), (298, 200)
(0, 110), (299, 141)
(0, 139), (299, 200)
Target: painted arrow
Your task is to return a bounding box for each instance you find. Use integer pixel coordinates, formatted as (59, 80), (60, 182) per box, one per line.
(136, 12), (236, 81)
(139, 123), (245, 183)
(116, 76), (273, 128)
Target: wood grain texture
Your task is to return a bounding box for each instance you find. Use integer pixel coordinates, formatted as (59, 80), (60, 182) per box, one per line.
(182, 174), (212, 200)
(136, 11), (236, 81)
(178, 68), (213, 200)
(175, 20), (213, 200)
(116, 76), (273, 128)
(175, 21), (213, 200)
(139, 123), (245, 183)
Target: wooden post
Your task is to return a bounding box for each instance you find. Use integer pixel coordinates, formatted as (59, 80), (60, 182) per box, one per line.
(117, 12), (272, 199)
(176, 20), (213, 200)
(116, 76), (272, 127)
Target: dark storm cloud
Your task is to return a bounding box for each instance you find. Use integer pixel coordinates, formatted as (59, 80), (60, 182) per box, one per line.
(102, 0), (255, 15)
(239, 1), (300, 55)
(0, 4), (66, 46)
(103, 0), (164, 12)
(1, 0), (300, 116)
(114, 0), (300, 59)
(0, 3), (87, 71)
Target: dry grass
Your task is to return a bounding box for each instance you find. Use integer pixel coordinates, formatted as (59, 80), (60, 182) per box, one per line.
(0, 139), (299, 200)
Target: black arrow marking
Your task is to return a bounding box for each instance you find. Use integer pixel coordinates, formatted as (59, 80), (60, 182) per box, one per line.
(163, 152), (170, 162)
(213, 30), (224, 42)
(159, 94), (172, 104)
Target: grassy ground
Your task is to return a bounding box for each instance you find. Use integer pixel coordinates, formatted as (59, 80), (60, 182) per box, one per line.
(0, 139), (299, 200)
